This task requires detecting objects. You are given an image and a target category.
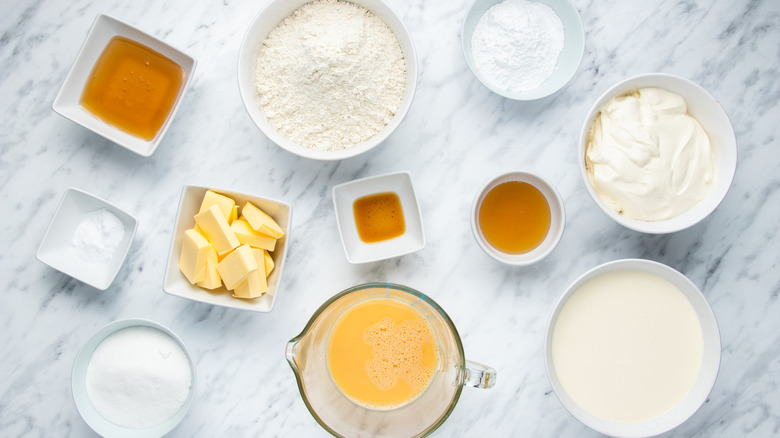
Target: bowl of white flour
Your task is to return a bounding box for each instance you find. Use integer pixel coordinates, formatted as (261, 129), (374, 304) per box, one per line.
(238, 0), (417, 160)
(462, 0), (584, 100)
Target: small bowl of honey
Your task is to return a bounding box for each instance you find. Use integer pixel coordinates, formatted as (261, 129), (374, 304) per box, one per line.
(332, 171), (425, 264)
(53, 14), (196, 157)
(472, 171), (565, 266)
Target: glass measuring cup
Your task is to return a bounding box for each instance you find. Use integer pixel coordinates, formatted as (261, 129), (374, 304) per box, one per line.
(285, 283), (496, 437)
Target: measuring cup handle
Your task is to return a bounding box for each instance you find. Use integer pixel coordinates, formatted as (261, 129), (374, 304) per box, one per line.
(464, 360), (496, 389)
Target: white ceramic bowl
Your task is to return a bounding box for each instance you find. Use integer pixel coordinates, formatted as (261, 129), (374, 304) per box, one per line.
(545, 259), (721, 437)
(36, 188), (137, 290)
(72, 318), (195, 437)
(237, 0), (417, 160)
(462, 0), (584, 100)
(471, 171), (565, 265)
(163, 185), (292, 312)
(52, 14), (196, 157)
(332, 171), (425, 263)
(579, 73), (738, 233)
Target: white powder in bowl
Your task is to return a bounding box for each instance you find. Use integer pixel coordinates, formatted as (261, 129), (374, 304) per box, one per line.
(471, 0), (565, 93)
(255, 0), (406, 151)
(86, 326), (192, 429)
(71, 208), (125, 263)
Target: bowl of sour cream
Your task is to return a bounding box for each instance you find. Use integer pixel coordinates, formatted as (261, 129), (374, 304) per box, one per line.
(579, 73), (737, 234)
(545, 259), (721, 437)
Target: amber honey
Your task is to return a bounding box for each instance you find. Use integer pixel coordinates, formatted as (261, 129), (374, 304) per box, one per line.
(353, 192), (405, 243)
(327, 297), (439, 409)
(80, 36), (184, 141)
(478, 181), (551, 254)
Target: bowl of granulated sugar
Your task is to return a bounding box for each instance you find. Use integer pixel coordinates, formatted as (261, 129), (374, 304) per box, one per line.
(72, 319), (195, 437)
(462, 0), (584, 100)
(238, 0), (418, 160)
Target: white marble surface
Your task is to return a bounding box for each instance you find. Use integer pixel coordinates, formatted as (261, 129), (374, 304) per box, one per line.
(1, 0), (778, 436)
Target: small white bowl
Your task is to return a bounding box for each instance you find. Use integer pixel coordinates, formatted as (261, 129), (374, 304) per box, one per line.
(72, 318), (195, 437)
(332, 171), (425, 263)
(237, 0), (417, 160)
(52, 14), (196, 157)
(545, 259), (721, 437)
(579, 73), (738, 234)
(471, 171), (565, 265)
(163, 185), (291, 313)
(36, 188), (137, 290)
(462, 0), (584, 100)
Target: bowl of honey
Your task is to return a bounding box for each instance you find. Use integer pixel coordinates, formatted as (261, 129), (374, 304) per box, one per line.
(332, 171), (425, 264)
(471, 171), (565, 265)
(53, 14), (196, 157)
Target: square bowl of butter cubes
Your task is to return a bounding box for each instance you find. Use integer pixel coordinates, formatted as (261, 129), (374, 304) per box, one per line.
(163, 185), (291, 313)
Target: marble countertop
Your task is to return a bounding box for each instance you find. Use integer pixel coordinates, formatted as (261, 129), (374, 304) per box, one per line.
(2, 0), (778, 436)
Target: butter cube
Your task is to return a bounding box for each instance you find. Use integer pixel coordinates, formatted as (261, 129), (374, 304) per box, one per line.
(195, 204), (240, 256)
(199, 190), (235, 222)
(216, 244), (258, 290)
(196, 246), (222, 290)
(263, 250), (274, 276)
(179, 229), (211, 284)
(229, 205), (238, 224)
(241, 202), (285, 239)
(233, 248), (268, 299)
(231, 218), (276, 251)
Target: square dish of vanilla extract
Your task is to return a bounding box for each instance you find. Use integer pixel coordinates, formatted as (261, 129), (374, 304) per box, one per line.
(53, 14), (196, 157)
(332, 171), (425, 264)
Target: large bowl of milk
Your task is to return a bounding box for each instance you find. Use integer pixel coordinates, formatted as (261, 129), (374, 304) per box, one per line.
(545, 259), (720, 437)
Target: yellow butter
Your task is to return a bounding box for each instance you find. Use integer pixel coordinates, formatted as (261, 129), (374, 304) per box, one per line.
(263, 250), (274, 275)
(233, 248), (268, 299)
(229, 205), (238, 224)
(196, 246), (222, 290)
(195, 204), (240, 256)
(231, 218), (276, 251)
(179, 229), (211, 284)
(216, 244), (258, 290)
(199, 190), (235, 222)
(241, 202), (285, 239)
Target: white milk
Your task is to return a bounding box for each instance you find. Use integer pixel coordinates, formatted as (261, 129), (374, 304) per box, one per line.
(551, 269), (703, 423)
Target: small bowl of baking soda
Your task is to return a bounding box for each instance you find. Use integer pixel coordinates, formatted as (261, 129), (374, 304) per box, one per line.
(36, 187), (137, 290)
(72, 319), (195, 437)
(462, 0), (584, 100)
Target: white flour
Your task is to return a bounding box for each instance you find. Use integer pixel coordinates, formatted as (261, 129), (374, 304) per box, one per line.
(471, 0), (565, 93)
(255, 0), (406, 150)
(71, 208), (125, 262)
(86, 326), (192, 428)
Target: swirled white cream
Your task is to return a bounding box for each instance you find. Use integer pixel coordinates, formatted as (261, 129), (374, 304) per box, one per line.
(585, 88), (716, 221)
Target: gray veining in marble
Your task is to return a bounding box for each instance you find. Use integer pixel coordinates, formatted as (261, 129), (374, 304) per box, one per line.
(1, 0), (779, 436)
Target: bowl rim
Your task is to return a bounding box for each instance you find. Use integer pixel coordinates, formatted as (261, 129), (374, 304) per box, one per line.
(461, 0), (585, 100)
(544, 258), (721, 437)
(470, 171), (565, 265)
(578, 72), (738, 234)
(237, 0), (418, 160)
(71, 318), (196, 437)
(51, 13), (197, 157)
(162, 184), (292, 313)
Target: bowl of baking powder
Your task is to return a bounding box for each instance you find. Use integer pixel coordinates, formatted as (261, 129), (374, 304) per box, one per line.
(462, 0), (584, 100)
(238, 0), (418, 160)
(72, 319), (195, 437)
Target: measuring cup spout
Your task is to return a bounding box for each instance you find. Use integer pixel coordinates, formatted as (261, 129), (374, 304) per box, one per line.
(285, 338), (301, 371)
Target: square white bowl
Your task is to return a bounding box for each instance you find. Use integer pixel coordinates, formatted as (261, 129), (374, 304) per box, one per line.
(332, 171), (425, 264)
(36, 188), (138, 290)
(52, 13), (196, 157)
(163, 185), (292, 313)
